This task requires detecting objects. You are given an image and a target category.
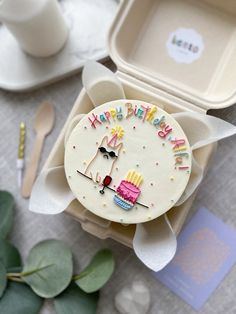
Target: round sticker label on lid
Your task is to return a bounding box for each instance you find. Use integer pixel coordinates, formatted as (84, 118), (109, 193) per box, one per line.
(166, 28), (204, 64)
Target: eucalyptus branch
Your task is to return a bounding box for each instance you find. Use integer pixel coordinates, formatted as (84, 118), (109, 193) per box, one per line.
(6, 272), (21, 277)
(0, 191), (115, 314)
(7, 275), (24, 283)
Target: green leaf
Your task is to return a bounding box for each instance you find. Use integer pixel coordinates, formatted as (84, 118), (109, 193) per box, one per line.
(54, 282), (99, 314)
(0, 239), (21, 270)
(0, 281), (43, 314)
(0, 260), (7, 297)
(7, 266), (22, 273)
(74, 249), (115, 293)
(22, 239), (73, 298)
(0, 191), (14, 239)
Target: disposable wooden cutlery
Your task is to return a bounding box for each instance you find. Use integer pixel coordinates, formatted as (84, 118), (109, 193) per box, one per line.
(21, 101), (55, 198)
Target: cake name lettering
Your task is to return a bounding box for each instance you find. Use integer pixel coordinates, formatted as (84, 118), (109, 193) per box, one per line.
(88, 103), (172, 137)
(87, 103), (190, 171)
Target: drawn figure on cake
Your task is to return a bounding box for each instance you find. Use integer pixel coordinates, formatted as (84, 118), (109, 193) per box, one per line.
(114, 170), (143, 211)
(84, 131), (123, 185)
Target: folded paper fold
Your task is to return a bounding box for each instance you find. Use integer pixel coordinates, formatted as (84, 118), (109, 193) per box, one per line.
(133, 214), (177, 272)
(173, 112), (236, 206)
(29, 166), (75, 215)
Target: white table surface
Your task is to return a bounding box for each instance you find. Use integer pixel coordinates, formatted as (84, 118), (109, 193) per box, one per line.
(1, 59), (236, 314)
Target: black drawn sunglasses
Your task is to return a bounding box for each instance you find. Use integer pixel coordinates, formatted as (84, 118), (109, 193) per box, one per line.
(99, 146), (117, 158)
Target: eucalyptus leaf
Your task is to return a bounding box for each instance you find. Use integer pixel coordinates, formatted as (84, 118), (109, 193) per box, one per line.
(22, 239), (73, 298)
(0, 239), (21, 270)
(0, 260), (7, 297)
(0, 191), (14, 239)
(75, 249), (115, 293)
(54, 282), (99, 314)
(0, 281), (43, 314)
(7, 266), (22, 273)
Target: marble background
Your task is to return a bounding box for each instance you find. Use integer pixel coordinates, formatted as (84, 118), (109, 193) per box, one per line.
(1, 59), (236, 314)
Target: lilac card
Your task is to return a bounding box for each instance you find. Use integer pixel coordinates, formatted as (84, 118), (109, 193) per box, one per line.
(154, 207), (236, 310)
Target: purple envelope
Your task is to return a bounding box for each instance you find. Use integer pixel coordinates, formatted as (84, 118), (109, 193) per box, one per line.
(154, 207), (236, 310)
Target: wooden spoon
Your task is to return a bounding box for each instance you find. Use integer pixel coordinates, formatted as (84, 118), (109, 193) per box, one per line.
(21, 101), (55, 198)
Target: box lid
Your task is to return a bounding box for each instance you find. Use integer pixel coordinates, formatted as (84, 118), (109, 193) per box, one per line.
(108, 0), (236, 110)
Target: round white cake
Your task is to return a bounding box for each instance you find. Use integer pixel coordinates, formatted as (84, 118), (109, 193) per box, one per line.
(64, 100), (192, 224)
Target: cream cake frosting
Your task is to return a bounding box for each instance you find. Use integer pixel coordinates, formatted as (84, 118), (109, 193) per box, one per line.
(64, 100), (192, 224)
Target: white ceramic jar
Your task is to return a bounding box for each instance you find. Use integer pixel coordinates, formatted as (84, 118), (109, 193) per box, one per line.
(0, 0), (68, 57)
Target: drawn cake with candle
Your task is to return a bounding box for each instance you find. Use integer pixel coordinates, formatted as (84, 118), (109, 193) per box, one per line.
(114, 171), (143, 210)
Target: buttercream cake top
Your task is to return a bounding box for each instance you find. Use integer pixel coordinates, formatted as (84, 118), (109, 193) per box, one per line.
(64, 100), (192, 224)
